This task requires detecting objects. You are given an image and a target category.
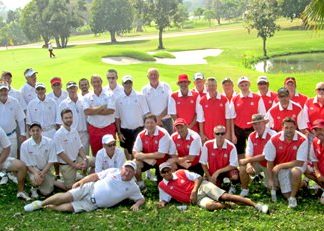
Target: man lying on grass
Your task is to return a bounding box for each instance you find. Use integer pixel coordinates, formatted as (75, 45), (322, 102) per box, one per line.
(157, 162), (269, 213)
(24, 161), (145, 213)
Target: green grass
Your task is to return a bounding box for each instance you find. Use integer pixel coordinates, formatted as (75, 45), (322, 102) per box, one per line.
(151, 51), (176, 59)
(103, 49), (156, 61)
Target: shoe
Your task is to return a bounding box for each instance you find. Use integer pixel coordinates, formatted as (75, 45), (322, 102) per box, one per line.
(17, 191), (31, 201)
(0, 176), (8, 185)
(31, 187), (39, 199)
(288, 197), (297, 208)
(228, 184), (236, 194)
(24, 200), (43, 212)
(240, 189), (249, 197)
(255, 203), (269, 214)
(320, 191), (324, 205)
(8, 172), (18, 184)
(271, 189), (277, 202)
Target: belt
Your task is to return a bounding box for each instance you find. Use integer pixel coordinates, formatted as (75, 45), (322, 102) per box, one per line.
(6, 129), (16, 136)
(59, 160), (76, 165)
(43, 125), (56, 132)
(90, 194), (96, 204)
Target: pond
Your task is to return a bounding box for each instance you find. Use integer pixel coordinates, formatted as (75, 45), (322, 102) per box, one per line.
(254, 52), (324, 73)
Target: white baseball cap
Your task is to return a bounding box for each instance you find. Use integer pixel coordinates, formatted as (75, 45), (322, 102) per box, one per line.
(24, 68), (38, 78)
(257, 76), (269, 84)
(122, 75), (133, 84)
(237, 76), (250, 85)
(35, 82), (46, 89)
(193, 72), (204, 80)
(159, 162), (172, 172)
(0, 81), (9, 90)
(123, 161), (137, 171)
(102, 134), (115, 144)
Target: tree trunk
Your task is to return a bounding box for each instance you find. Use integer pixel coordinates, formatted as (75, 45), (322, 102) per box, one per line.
(158, 27), (164, 50)
(55, 36), (61, 48)
(136, 24), (144, 32)
(110, 31), (117, 43)
(262, 37), (267, 57)
(216, 17), (221, 25)
(41, 35), (49, 48)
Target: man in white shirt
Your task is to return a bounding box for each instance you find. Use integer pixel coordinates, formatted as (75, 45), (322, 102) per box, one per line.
(78, 78), (90, 97)
(26, 82), (58, 139)
(104, 69), (124, 100)
(20, 68), (37, 105)
(95, 134), (125, 173)
(20, 123), (57, 198)
(141, 68), (172, 134)
(116, 75), (149, 159)
(58, 81), (89, 155)
(0, 126), (30, 201)
(83, 75), (116, 156)
(48, 77), (68, 105)
(54, 109), (91, 190)
(24, 161), (145, 213)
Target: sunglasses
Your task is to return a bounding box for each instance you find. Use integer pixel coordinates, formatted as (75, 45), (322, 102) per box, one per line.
(107, 142), (116, 148)
(316, 88), (324, 91)
(215, 132), (225, 136)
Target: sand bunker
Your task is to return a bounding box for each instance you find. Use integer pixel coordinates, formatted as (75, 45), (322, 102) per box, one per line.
(101, 49), (223, 65)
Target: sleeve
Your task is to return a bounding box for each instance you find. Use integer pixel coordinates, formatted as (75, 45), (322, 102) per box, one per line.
(14, 99), (26, 122)
(231, 101), (237, 118)
(265, 111), (274, 129)
(17, 92), (27, 111)
(107, 96), (116, 110)
(0, 129), (11, 149)
(159, 187), (172, 202)
(158, 133), (171, 153)
(245, 136), (254, 157)
(264, 140), (276, 161)
(139, 94), (150, 115)
(56, 102), (64, 125)
(184, 170), (200, 181)
(116, 148), (126, 168)
(97, 168), (116, 179)
(19, 142), (31, 166)
(95, 152), (103, 173)
(133, 135), (143, 152)
(76, 132), (83, 150)
(225, 101), (234, 119)
(199, 145), (208, 164)
(53, 134), (64, 155)
(229, 145), (238, 167)
(129, 187), (145, 201)
(169, 139), (177, 155)
(303, 104), (310, 125)
(48, 140), (58, 163)
(82, 97), (90, 110)
(26, 102), (32, 125)
(196, 100), (205, 122)
(188, 136), (202, 156)
(165, 83), (172, 96)
(114, 100), (121, 119)
(167, 96), (176, 115)
(309, 143), (318, 162)
(258, 98), (267, 115)
(296, 138), (308, 162)
(297, 108), (308, 130)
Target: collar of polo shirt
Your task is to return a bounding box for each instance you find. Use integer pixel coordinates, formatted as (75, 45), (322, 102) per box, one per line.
(144, 127), (159, 136)
(279, 131), (300, 141)
(162, 172), (178, 184)
(239, 92), (253, 98)
(213, 139), (228, 149)
(206, 92), (221, 100)
(279, 100), (293, 111)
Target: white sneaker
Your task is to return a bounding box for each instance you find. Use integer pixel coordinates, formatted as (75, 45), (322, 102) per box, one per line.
(288, 197), (297, 208)
(228, 184), (236, 194)
(31, 187), (39, 199)
(320, 191), (324, 205)
(0, 176), (8, 185)
(255, 203), (269, 214)
(24, 200), (43, 212)
(8, 172), (18, 184)
(240, 189), (249, 197)
(271, 189), (277, 202)
(17, 191), (31, 201)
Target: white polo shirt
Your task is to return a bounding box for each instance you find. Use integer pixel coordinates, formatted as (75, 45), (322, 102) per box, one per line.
(20, 136), (57, 170)
(48, 91), (68, 106)
(115, 90), (149, 129)
(93, 168), (144, 208)
(58, 97), (87, 132)
(141, 82), (171, 116)
(54, 126), (82, 164)
(0, 127), (11, 153)
(20, 83), (36, 105)
(0, 96), (26, 135)
(104, 84), (124, 101)
(95, 147), (126, 173)
(26, 96), (58, 129)
(82, 91), (116, 128)
(9, 88), (27, 111)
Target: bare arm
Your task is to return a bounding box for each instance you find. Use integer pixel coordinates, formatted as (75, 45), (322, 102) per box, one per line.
(0, 147), (10, 166)
(130, 198), (145, 211)
(72, 172), (99, 188)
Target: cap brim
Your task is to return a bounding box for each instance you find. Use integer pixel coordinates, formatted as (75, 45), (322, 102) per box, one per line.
(247, 119), (269, 125)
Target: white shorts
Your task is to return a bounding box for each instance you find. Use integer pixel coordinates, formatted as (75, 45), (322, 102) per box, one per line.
(0, 157), (15, 170)
(69, 182), (97, 213)
(8, 134), (17, 159)
(79, 131), (89, 156)
(277, 167), (304, 194)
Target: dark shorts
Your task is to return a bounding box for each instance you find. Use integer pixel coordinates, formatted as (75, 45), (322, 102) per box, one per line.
(120, 127), (144, 154)
(216, 169), (240, 187)
(234, 125), (254, 155)
(141, 162), (162, 182)
(177, 163), (204, 176)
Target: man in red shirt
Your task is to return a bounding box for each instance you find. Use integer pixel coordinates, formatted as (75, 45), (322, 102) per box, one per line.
(232, 76), (266, 158)
(265, 117), (308, 208)
(192, 72), (206, 97)
(197, 77), (233, 142)
(133, 114), (172, 187)
(239, 114), (276, 197)
(266, 87), (307, 133)
(304, 82), (324, 130)
(169, 118), (203, 175)
(168, 74), (199, 132)
(284, 77), (308, 107)
(200, 125), (239, 194)
(221, 78), (236, 102)
(257, 76), (277, 112)
(157, 162), (269, 213)
(305, 119), (324, 205)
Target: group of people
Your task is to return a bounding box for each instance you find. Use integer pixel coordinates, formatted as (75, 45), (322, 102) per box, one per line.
(0, 67), (323, 214)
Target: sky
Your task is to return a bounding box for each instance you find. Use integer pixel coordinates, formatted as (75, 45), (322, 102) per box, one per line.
(1, 0), (31, 10)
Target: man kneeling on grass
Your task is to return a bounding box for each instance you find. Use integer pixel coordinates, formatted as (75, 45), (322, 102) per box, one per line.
(157, 162), (269, 213)
(24, 161), (145, 213)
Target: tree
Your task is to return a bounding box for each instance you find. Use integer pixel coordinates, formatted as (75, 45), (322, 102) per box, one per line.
(203, 9), (216, 26)
(302, 0), (324, 30)
(194, 7), (204, 19)
(90, 0), (133, 43)
(148, 0), (183, 49)
(173, 3), (189, 28)
(244, 0), (280, 57)
(278, 0), (310, 21)
(130, 0), (151, 32)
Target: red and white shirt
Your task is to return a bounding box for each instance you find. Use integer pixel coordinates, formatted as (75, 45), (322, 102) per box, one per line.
(246, 128), (277, 167)
(309, 137), (324, 176)
(304, 97), (324, 129)
(258, 91), (278, 112)
(264, 131), (308, 168)
(192, 87), (207, 98)
(200, 139), (238, 176)
(266, 100), (307, 132)
(133, 126), (172, 165)
(196, 93), (233, 139)
(169, 129), (202, 166)
(290, 92), (308, 108)
(232, 92), (266, 129)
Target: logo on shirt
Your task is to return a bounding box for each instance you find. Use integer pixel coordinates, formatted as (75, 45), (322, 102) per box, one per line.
(250, 102), (254, 106)
(125, 187), (129, 191)
(154, 140), (158, 144)
(177, 102), (181, 105)
(292, 114), (296, 118)
(224, 154), (228, 158)
(170, 186), (174, 190)
(279, 146), (283, 150)
(177, 144), (180, 147)
(310, 107), (314, 111)
(180, 179), (185, 184)
(293, 146), (297, 150)
(187, 145), (190, 149)
(205, 105), (208, 108)
(190, 100), (194, 104)
(277, 116), (281, 120)
(269, 100), (272, 104)
(211, 153), (215, 157)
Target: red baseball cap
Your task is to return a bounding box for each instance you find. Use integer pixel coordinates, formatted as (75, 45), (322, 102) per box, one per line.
(177, 74), (190, 83)
(174, 118), (188, 127)
(312, 119), (324, 129)
(284, 77), (296, 85)
(50, 77), (61, 85)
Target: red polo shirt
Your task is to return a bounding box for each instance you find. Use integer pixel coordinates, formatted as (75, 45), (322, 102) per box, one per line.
(291, 92), (308, 107)
(310, 137), (324, 175)
(305, 97), (324, 129)
(259, 91), (278, 112)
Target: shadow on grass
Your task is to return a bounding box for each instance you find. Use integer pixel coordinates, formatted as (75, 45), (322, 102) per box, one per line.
(98, 40), (150, 46)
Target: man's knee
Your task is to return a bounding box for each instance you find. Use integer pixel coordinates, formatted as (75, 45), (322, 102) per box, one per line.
(9, 159), (26, 172)
(205, 201), (224, 211)
(291, 167), (302, 178)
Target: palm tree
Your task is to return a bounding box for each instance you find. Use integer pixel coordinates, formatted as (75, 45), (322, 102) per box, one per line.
(302, 0), (324, 29)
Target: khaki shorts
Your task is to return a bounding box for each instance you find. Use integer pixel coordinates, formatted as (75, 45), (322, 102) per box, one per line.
(277, 167), (304, 194)
(0, 157), (15, 170)
(69, 182), (97, 213)
(29, 172), (55, 195)
(197, 180), (226, 209)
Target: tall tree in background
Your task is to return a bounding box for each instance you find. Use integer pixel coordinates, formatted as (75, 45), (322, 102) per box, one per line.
(278, 0), (311, 22)
(90, 0), (133, 43)
(302, 0), (324, 30)
(130, 0), (151, 32)
(244, 0), (280, 57)
(148, 0), (183, 49)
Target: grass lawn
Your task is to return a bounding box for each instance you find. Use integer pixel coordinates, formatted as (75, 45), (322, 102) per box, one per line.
(0, 19), (324, 230)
